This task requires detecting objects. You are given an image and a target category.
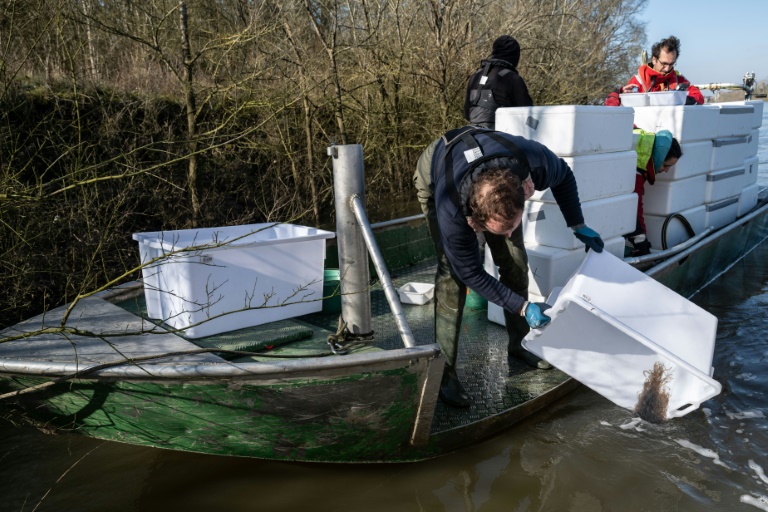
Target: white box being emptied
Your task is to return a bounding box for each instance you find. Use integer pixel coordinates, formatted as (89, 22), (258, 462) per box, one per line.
(523, 250), (721, 419)
(133, 223), (335, 338)
(485, 237), (626, 326)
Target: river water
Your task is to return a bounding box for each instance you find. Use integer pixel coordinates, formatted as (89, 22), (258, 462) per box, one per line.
(1, 107), (767, 512)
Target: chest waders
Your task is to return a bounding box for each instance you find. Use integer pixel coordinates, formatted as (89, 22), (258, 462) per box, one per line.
(432, 130), (550, 397)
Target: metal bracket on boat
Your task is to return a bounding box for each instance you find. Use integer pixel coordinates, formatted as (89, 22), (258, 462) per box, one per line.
(326, 316), (375, 355)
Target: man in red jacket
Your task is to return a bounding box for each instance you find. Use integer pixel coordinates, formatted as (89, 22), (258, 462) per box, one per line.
(605, 35), (704, 106)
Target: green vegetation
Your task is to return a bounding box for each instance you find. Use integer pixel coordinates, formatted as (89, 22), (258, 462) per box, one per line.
(1, 0), (650, 328)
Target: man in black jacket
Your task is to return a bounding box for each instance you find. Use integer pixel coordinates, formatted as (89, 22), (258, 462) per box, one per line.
(414, 126), (604, 407)
(464, 35), (533, 128)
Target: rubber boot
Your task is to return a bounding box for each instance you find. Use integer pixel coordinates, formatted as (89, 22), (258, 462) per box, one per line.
(434, 259), (471, 407)
(504, 309), (552, 370)
(423, 201), (472, 407)
(439, 366), (471, 408)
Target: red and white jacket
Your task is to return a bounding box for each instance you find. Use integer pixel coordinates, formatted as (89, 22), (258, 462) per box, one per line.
(605, 64), (704, 106)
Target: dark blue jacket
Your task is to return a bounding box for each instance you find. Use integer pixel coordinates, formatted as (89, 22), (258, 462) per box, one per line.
(429, 127), (584, 314)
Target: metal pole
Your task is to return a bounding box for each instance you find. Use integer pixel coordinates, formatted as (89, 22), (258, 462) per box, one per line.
(351, 195), (416, 348)
(328, 144), (372, 336)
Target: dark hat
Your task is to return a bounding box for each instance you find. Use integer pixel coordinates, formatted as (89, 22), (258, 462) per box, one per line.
(490, 35), (520, 67)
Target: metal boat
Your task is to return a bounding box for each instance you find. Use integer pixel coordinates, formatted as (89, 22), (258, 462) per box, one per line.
(1, 105), (766, 463)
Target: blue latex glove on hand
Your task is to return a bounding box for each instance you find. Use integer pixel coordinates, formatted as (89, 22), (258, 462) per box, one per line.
(523, 302), (552, 329)
(573, 225), (604, 253)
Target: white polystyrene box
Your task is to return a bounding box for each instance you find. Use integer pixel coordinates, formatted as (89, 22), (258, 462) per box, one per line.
(485, 237), (625, 327)
(523, 194), (637, 250)
(644, 205), (706, 250)
(748, 129), (759, 157)
(523, 250), (721, 419)
(720, 100), (764, 129)
(495, 105), (635, 156)
(132, 223), (335, 338)
(642, 174), (707, 216)
(738, 184), (760, 216)
(712, 104), (754, 137)
(656, 140), (712, 181)
(705, 166), (747, 203)
(530, 151), (636, 203)
(632, 105), (719, 143)
(711, 134), (753, 171)
(704, 196), (739, 229)
(743, 155), (759, 187)
(487, 301), (502, 326)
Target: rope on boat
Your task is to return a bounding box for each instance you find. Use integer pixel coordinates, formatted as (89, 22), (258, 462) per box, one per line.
(326, 315), (375, 355)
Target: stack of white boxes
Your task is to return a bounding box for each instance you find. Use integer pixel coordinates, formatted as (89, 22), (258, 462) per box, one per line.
(486, 105), (638, 326)
(633, 101), (762, 249)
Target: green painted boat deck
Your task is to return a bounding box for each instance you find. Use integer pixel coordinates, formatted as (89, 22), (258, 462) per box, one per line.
(116, 259), (570, 434)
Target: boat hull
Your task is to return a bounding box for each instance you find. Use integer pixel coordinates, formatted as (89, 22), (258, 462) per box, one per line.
(1, 347), (447, 463)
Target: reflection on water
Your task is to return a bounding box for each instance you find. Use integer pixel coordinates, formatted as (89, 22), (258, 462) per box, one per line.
(2, 110), (768, 512)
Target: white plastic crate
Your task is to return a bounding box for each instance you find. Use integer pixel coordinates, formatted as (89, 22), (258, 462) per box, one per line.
(705, 196), (739, 229)
(495, 105), (635, 156)
(523, 250), (721, 419)
(642, 174), (707, 216)
(712, 104), (754, 137)
(523, 194), (637, 250)
(738, 184), (760, 216)
(720, 100), (764, 128)
(711, 134), (754, 171)
(632, 105), (719, 143)
(705, 166), (747, 203)
(134, 240), (172, 320)
(133, 223), (335, 338)
(744, 155), (759, 187)
(656, 140), (712, 181)
(485, 238), (625, 327)
(529, 151), (636, 203)
(644, 205), (706, 250)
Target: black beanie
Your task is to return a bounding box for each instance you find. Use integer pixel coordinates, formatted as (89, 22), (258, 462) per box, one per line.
(490, 35), (521, 68)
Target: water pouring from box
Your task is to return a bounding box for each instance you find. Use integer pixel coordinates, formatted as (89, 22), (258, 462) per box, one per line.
(522, 250), (722, 423)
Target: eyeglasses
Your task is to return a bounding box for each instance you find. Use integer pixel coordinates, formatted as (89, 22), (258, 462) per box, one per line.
(653, 57), (676, 71)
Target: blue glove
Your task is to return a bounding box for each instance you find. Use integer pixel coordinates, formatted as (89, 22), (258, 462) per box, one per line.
(523, 302), (552, 329)
(573, 225), (604, 253)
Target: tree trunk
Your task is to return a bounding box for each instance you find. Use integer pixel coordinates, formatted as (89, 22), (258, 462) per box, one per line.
(81, 0), (98, 80)
(179, 1), (200, 227)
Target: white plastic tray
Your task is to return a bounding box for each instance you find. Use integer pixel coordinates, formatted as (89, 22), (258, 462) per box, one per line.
(523, 250), (721, 419)
(397, 282), (434, 305)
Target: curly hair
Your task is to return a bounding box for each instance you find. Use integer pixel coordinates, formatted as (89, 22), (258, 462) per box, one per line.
(468, 168), (525, 231)
(652, 35), (681, 60)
